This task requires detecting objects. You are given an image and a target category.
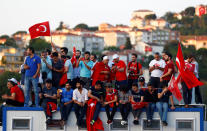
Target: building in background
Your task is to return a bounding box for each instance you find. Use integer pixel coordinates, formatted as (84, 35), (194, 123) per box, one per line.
(195, 5), (207, 17)
(180, 36), (207, 50)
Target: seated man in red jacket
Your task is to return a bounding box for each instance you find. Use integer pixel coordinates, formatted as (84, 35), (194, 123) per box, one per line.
(0, 78), (25, 124)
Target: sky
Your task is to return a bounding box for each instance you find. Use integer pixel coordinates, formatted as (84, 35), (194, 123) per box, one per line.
(1, 0), (207, 35)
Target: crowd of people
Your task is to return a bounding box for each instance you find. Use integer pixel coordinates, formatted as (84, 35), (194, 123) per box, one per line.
(0, 46), (203, 128)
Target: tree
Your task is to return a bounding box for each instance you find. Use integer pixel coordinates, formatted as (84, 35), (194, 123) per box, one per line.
(28, 38), (51, 52)
(125, 37), (132, 49)
(145, 14), (157, 20)
(88, 26), (98, 31)
(104, 46), (120, 51)
(4, 38), (18, 47)
(12, 31), (27, 36)
(0, 71), (21, 102)
(163, 12), (179, 24)
(184, 7), (195, 16)
(56, 21), (64, 31)
(74, 23), (89, 30)
(0, 35), (9, 39)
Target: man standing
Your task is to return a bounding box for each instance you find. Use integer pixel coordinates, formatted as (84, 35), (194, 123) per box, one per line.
(112, 54), (127, 90)
(128, 53), (143, 89)
(41, 51), (52, 83)
(24, 47), (41, 107)
(76, 51), (93, 90)
(73, 50), (81, 83)
(160, 53), (174, 88)
(73, 80), (88, 127)
(64, 57), (73, 83)
(149, 52), (166, 89)
(192, 57), (203, 104)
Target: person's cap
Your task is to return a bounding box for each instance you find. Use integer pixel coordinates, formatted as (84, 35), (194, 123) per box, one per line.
(8, 78), (18, 84)
(103, 56), (109, 60)
(139, 77), (145, 82)
(105, 82), (112, 87)
(112, 54), (119, 59)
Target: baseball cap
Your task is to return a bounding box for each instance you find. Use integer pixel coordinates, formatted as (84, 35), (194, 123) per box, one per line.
(103, 56), (109, 60)
(8, 78), (18, 84)
(139, 77), (145, 82)
(112, 54), (119, 59)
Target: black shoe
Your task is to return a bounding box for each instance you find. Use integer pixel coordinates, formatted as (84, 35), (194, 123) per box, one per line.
(133, 120), (139, 125)
(147, 120), (152, 127)
(162, 121), (168, 126)
(46, 119), (52, 125)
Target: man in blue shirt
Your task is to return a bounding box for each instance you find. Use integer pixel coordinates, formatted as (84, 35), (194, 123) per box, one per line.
(41, 51), (52, 83)
(24, 47), (41, 107)
(64, 59), (73, 83)
(57, 82), (73, 127)
(76, 51), (93, 90)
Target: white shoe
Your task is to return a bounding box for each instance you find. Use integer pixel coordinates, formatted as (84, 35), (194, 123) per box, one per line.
(121, 120), (125, 125)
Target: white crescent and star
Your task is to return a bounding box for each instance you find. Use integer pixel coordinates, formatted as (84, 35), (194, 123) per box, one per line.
(36, 25), (47, 32)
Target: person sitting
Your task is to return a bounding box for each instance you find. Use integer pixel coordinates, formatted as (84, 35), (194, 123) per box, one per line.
(130, 83), (144, 125)
(144, 83), (158, 127)
(73, 80), (88, 127)
(104, 83), (118, 124)
(0, 78), (25, 124)
(138, 77), (147, 90)
(156, 87), (175, 126)
(57, 82), (73, 127)
(40, 79), (57, 124)
(88, 81), (104, 125)
(118, 85), (131, 125)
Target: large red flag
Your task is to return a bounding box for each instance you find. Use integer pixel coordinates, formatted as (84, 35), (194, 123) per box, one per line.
(131, 101), (148, 109)
(29, 21), (51, 39)
(168, 74), (183, 101)
(86, 99), (104, 131)
(176, 43), (203, 89)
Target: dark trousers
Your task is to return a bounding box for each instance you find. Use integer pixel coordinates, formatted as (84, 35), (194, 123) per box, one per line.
(105, 104), (117, 121)
(132, 108), (142, 119)
(74, 103), (87, 125)
(182, 82), (192, 105)
(149, 77), (160, 88)
(72, 77), (80, 89)
(92, 102), (102, 121)
(128, 79), (138, 90)
(60, 102), (73, 121)
(0, 99), (24, 122)
(119, 103), (130, 121)
(115, 80), (128, 90)
(146, 103), (155, 121)
(195, 78), (203, 104)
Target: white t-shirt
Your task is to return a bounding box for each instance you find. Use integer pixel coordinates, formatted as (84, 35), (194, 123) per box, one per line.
(192, 61), (199, 78)
(149, 59), (166, 77)
(73, 88), (88, 102)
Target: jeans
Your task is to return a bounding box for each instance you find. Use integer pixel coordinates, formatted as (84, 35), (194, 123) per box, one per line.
(156, 102), (168, 122)
(182, 82), (192, 105)
(132, 108), (142, 119)
(119, 103), (130, 121)
(60, 102), (73, 121)
(92, 102), (102, 121)
(146, 103), (155, 121)
(24, 76), (39, 107)
(149, 77), (160, 88)
(105, 104), (117, 121)
(74, 103), (87, 125)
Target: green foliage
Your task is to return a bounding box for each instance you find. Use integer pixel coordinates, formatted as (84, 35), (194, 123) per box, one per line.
(4, 38), (18, 47)
(145, 14), (157, 20)
(0, 35), (9, 39)
(184, 7), (195, 16)
(163, 12), (180, 24)
(12, 31), (27, 36)
(125, 37), (132, 49)
(28, 38), (51, 52)
(74, 23), (89, 30)
(104, 46), (120, 51)
(88, 26), (98, 31)
(0, 71), (21, 102)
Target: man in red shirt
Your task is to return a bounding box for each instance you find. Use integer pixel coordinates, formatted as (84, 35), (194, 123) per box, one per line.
(92, 55), (110, 86)
(112, 54), (127, 90)
(0, 78), (25, 124)
(160, 53), (174, 88)
(128, 53), (143, 90)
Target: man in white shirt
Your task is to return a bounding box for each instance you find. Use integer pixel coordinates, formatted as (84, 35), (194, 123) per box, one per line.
(73, 80), (88, 127)
(149, 52), (166, 88)
(192, 57), (202, 104)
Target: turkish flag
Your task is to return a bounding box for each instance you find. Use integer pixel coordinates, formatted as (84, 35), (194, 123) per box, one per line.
(29, 21), (51, 39)
(176, 43), (203, 89)
(168, 74), (182, 101)
(199, 6), (206, 16)
(86, 99), (104, 131)
(71, 47), (76, 65)
(59, 59), (67, 86)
